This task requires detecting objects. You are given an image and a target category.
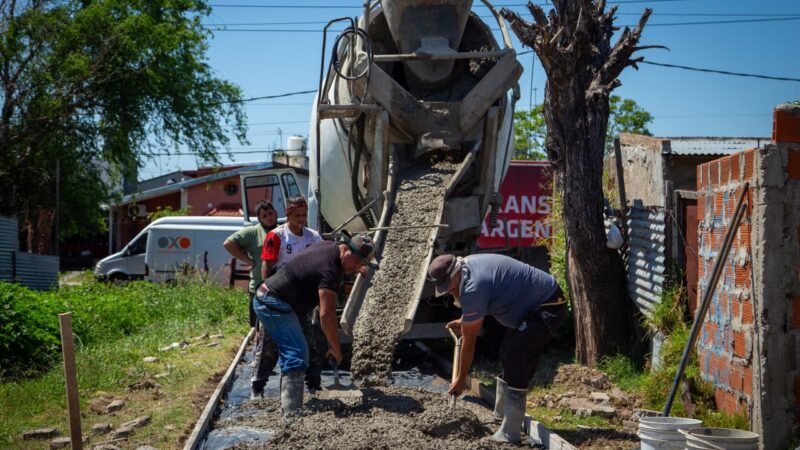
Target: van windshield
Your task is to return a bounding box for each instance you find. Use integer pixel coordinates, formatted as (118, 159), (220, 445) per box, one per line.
(127, 233), (147, 255)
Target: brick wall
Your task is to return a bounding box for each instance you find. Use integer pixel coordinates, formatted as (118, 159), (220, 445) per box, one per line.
(695, 148), (756, 417)
(695, 104), (800, 449)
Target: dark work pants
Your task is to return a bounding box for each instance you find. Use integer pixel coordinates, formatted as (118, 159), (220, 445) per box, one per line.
(499, 288), (567, 390)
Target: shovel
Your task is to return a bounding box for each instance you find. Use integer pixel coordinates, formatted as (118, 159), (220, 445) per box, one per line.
(448, 327), (463, 407)
(319, 357), (363, 400)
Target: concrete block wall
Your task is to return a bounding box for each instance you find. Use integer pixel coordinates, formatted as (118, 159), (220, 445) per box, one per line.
(696, 104), (800, 449)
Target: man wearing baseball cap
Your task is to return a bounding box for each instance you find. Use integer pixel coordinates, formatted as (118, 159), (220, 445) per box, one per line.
(428, 253), (566, 444)
(253, 230), (378, 419)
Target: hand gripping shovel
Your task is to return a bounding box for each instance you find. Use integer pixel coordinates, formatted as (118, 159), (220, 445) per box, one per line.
(448, 327), (463, 407)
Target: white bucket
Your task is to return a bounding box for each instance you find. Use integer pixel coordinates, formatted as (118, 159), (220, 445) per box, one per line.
(638, 417), (702, 450)
(684, 427), (759, 450)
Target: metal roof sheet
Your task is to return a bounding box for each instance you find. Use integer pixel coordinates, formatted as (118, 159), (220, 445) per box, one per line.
(665, 137), (767, 156)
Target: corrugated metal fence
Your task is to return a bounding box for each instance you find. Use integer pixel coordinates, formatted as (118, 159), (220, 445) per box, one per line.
(625, 202), (667, 317)
(0, 215), (59, 290)
(0, 215), (16, 282)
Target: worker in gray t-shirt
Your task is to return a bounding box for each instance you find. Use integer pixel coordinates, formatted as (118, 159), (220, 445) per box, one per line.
(428, 253), (566, 445)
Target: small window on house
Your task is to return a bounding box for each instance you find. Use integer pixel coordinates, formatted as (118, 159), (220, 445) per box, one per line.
(224, 181), (239, 197)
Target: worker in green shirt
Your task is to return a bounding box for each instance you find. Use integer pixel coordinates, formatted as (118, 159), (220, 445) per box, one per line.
(223, 200), (278, 396)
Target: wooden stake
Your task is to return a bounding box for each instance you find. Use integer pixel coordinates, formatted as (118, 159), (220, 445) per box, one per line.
(59, 313), (82, 450)
(613, 138), (629, 241)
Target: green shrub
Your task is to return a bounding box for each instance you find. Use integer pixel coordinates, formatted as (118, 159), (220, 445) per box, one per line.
(0, 279), (246, 380)
(0, 284), (69, 377)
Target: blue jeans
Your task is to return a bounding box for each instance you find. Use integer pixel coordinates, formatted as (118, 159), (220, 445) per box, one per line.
(252, 293), (309, 374)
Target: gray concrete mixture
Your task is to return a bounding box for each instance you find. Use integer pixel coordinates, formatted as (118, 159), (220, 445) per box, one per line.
(350, 158), (459, 383)
(215, 387), (515, 449)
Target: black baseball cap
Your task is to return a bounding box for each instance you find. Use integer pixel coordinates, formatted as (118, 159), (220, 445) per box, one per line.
(339, 231), (380, 270)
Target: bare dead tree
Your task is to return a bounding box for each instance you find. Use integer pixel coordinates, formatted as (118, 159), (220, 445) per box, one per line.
(501, 1), (664, 365)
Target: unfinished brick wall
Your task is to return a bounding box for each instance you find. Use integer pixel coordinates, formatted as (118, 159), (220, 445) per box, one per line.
(695, 104), (800, 449)
(695, 148), (756, 417)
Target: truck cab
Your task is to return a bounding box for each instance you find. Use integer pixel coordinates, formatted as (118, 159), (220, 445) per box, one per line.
(239, 168), (309, 225)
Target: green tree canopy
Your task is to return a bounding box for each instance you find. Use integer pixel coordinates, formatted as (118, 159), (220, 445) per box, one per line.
(0, 0), (247, 244)
(513, 105), (547, 160)
(513, 96), (653, 160)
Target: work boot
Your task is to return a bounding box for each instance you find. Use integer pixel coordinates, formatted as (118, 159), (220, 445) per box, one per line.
(280, 371), (305, 420)
(250, 378), (265, 400)
(491, 386), (527, 444)
(492, 377), (509, 424)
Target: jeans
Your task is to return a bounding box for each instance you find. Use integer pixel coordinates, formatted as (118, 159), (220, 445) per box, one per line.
(251, 293), (279, 391)
(252, 293), (309, 374)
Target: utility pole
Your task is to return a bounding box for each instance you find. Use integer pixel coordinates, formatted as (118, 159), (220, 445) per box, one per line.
(55, 158), (60, 257)
(528, 52), (535, 111)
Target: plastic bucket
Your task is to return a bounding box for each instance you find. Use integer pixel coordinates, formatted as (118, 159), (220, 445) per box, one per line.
(638, 417), (702, 450)
(684, 427), (759, 450)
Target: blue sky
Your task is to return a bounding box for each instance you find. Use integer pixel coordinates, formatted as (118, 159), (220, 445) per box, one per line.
(139, 0), (800, 180)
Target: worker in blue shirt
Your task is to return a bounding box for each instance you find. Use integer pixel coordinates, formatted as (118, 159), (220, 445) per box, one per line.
(428, 253), (566, 444)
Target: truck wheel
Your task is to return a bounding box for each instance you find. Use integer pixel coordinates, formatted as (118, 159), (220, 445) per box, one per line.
(108, 273), (129, 285)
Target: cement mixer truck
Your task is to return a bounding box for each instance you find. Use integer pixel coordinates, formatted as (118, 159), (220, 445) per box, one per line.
(307, 0), (523, 341)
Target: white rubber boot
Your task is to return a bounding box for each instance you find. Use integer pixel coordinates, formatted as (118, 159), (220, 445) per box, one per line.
(491, 385), (526, 444)
(280, 371), (304, 420)
(492, 377), (509, 424)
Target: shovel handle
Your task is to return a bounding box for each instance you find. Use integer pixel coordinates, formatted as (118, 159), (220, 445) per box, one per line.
(448, 327), (463, 406)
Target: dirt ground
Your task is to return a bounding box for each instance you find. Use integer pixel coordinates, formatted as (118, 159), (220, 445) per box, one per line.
(217, 387), (521, 449)
(529, 363), (643, 449)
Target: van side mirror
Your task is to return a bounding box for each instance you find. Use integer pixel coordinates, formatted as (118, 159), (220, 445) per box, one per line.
(124, 249), (132, 257)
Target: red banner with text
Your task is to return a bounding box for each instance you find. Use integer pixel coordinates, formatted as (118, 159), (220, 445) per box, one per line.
(477, 161), (552, 249)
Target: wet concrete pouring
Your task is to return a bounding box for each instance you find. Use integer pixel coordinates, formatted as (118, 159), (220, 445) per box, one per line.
(202, 155), (541, 449)
(350, 155), (460, 383)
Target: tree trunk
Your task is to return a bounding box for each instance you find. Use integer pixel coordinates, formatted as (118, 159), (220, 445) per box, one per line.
(502, 1), (660, 365)
(545, 79), (633, 365)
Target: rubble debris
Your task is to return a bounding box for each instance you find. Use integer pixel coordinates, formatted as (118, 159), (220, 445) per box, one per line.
(22, 428), (59, 440)
(50, 437), (71, 448)
(351, 157), (460, 383)
(105, 399), (124, 413)
(91, 423), (113, 435)
(121, 416), (151, 429)
(127, 380), (159, 391)
(142, 356), (158, 363)
(111, 416), (150, 439)
(159, 341), (188, 352)
(590, 392), (610, 404)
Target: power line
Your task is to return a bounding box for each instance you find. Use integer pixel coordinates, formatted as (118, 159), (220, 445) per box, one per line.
(248, 120), (310, 125)
(642, 61), (800, 83)
(218, 90), (316, 105)
(203, 12), (800, 27)
(204, 16), (800, 33)
(647, 16), (800, 26)
(145, 149), (277, 156)
(208, 1), (689, 8)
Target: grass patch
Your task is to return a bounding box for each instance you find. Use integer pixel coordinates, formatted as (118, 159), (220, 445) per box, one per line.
(598, 355), (647, 392)
(0, 279), (249, 448)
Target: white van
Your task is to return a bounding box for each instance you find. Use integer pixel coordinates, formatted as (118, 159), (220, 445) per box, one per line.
(144, 223), (243, 285)
(95, 167), (309, 283)
(94, 216), (244, 282)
